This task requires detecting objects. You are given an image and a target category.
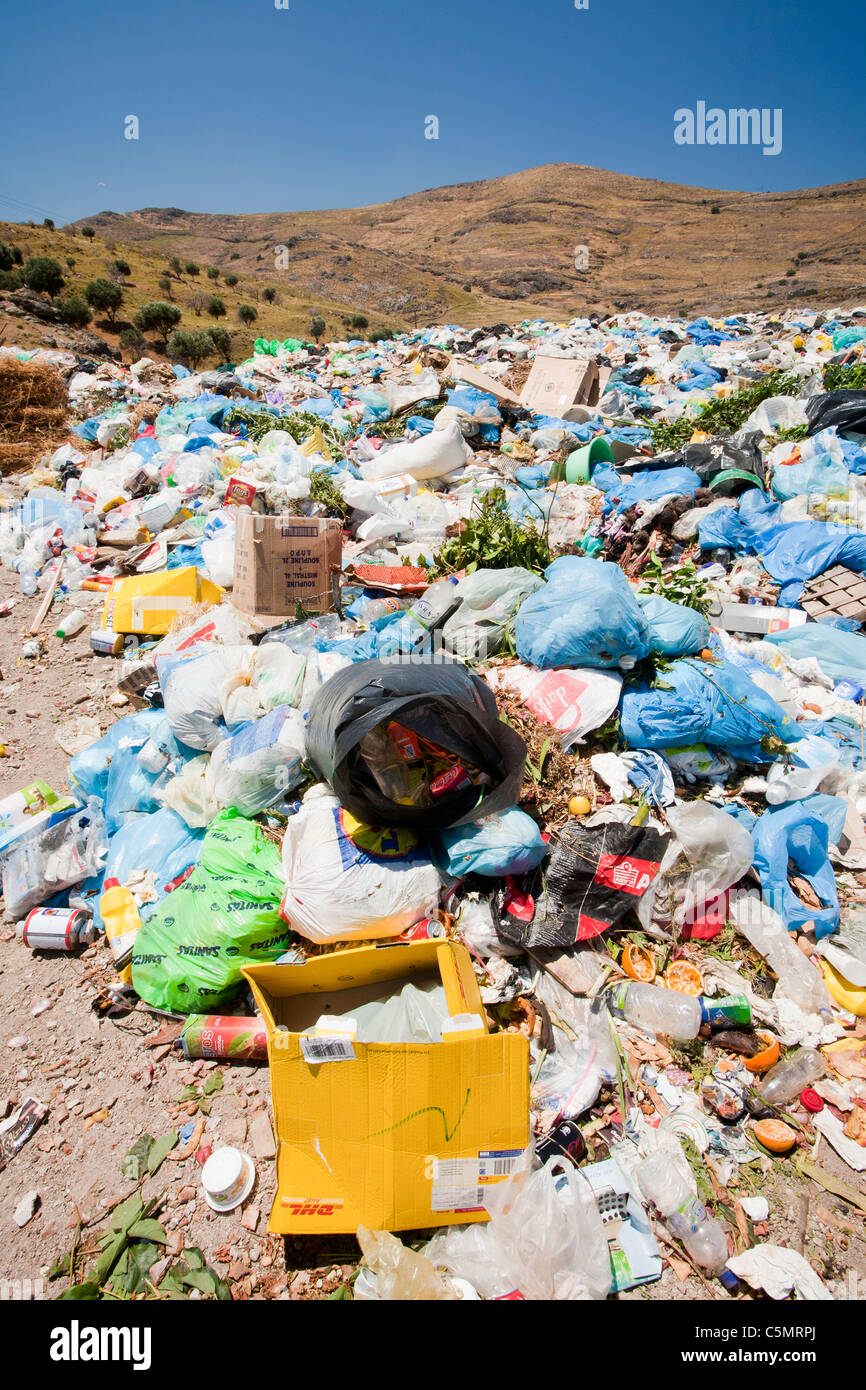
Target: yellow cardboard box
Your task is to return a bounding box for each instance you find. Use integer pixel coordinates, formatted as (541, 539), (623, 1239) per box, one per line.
(100, 566), (224, 636)
(243, 939), (529, 1234)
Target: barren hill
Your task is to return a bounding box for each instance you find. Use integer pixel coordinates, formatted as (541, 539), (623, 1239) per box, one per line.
(71, 163), (866, 323)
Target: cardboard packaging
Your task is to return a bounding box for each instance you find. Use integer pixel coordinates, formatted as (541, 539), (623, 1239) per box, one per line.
(232, 512), (342, 621)
(714, 602), (808, 636)
(447, 360), (524, 407)
(244, 939), (529, 1234)
(100, 566), (224, 637)
(520, 356), (612, 415)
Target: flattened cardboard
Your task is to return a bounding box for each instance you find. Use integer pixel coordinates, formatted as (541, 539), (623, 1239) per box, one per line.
(447, 359), (524, 407)
(244, 939), (529, 1234)
(232, 512), (342, 619)
(520, 356), (612, 415)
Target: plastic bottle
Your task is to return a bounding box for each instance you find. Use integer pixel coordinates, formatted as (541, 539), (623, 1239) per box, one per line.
(760, 1048), (826, 1107)
(100, 878), (142, 984)
(728, 891), (831, 1014)
(637, 1156), (729, 1275)
(56, 609), (87, 641)
(409, 576), (461, 631)
(608, 980), (702, 1040)
(19, 568), (38, 597)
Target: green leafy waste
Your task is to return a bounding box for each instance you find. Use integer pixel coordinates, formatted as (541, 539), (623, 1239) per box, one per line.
(428, 487), (551, 578)
(648, 370), (808, 453)
(823, 362), (866, 392)
(309, 468), (351, 520)
(222, 404), (346, 455)
(638, 550), (713, 616)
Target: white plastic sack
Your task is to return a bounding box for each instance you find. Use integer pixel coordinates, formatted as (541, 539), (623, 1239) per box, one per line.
(210, 706), (306, 817)
(443, 567), (543, 662)
(359, 421), (471, 482)
(424, 1158), (612, 1301)
(278, 787), (442, 942)
(485, 664), (622, 749)
(159, 755), (219, 829)
(159, 646), (253, 751)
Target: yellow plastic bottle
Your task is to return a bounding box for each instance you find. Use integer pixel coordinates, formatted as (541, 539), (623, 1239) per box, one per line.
(100, 878), (141, 985)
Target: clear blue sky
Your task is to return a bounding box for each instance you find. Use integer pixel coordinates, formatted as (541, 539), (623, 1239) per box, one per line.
(0, 0), (863, 225)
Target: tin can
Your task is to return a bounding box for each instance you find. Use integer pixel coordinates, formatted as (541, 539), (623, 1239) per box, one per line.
(700, 993), (752, 1030)
(90, 629), (124, 656)
(20, 906), (92, 951)
(397, 914), (449, 942)
(179, 1015), (268, 1062)
(535, 1118), (587, 1168)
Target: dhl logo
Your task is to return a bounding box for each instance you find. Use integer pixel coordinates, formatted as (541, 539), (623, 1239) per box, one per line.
(281, 1198), (345, 1216)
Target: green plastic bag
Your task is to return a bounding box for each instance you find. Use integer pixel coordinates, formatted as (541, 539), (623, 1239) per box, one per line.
(131, 809), (291, 1013)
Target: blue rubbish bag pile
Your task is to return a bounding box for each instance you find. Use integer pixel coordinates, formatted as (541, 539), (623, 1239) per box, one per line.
(2, 303), (866, 1299)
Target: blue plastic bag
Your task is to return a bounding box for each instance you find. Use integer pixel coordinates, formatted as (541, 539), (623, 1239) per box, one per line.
(765, 623), (866, 686)
(607, 467), (701, 515)
(69, 710), (167, 802)
(771, 452), (849, 501)
(637, 592), (710, 657)
(433, 807), (546, 878)
(751, 794), (847, 938)
(620, 658), (798, 763)
(515, 557), (652, 670)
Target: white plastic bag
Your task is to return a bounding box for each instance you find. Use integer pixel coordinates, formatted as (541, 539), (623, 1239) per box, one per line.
(209, 706), (306, 817)
(360, 421), (471, 482)
(443, 567), (543, 662)
(158, 755), (218, 829)
(485, 663), (622, 749)
(424, 1158), (612, 1301)
(638, 800), (753, 932)
(159, 646), (253, 750)
(278, 787), (442, 942)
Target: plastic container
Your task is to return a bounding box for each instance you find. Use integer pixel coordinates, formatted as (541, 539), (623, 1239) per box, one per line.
(56, 608), (87, 641)
(100, 877), (142, 984)
(410, 577), (461, 631)
(760, 1048), (826, 1107)
(637, 1155), (729, 1274)
(608, 980), (702, 1040)
(729, 891), (831, 1015)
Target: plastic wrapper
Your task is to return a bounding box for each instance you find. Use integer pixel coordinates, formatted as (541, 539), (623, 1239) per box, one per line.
(2, 799), (108, 919)
(433, 807), (547, 879)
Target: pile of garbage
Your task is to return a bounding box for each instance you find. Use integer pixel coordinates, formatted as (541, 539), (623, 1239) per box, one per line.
(3, 302), (866, 1301)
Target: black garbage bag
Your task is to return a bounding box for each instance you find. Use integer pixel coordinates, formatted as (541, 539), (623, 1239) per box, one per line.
(304, 655), (527, 829)
(806, 390), (866, 438)
(623, 434), (765, 494)
(495, 815), (669, 948)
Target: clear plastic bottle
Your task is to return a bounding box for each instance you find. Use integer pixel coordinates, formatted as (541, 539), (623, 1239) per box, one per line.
(637, 1156), (729, 1275)
(728, 891), (831, 1014)
(760, 1048), (826, 1106)
(409, 576), (460, 631)
(608, 980), (702, 1040)
(19, 568), (38, 596)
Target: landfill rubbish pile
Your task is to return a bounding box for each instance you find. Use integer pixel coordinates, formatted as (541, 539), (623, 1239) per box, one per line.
(2, 304), (866, 1302)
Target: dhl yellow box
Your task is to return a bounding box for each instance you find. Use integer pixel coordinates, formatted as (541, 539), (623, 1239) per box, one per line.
(243, 939), (529, 1234)
(100, 566), (224, 636)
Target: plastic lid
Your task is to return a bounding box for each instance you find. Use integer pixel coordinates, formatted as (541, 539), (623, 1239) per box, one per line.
(103, 877), (120, 889)
(800, 1087), (824, 1113)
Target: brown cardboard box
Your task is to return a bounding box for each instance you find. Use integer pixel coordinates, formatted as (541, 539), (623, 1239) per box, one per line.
(447, 359), (524, 406)
(520, 356), (612, 415)
(232, 512), (342, 619)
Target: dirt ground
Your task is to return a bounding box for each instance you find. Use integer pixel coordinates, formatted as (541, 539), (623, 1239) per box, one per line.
(0, 484), (864, 1301)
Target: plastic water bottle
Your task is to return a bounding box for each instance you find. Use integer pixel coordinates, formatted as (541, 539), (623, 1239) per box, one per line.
(19, 568), (38, 596)
(728, 890), (831, 1014)
(608, 981), (702, 1040)
(760, 1048), (826, 1107)
(409, 577), (460, 631)
(56, 609), (87, 640)
(637, 1156), (729, 1275)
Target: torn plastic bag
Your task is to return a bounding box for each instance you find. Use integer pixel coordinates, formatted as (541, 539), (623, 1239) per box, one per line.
(159, 755), (219, 830)
(751, 794), (847, 939)
(636, 800), (754, 934)
(68, 709), (170, 802)
(433, 807), (547, 879)
(102, 809), (204, 917)
(764, 623), (866, 688)
(515, 557), (652, 671)
(304, 655), (527, 830)
(495, 810), (669, 947)
(442, 567), (543, 662)
(620, 657), (797, 763)
(636, 592), (710, 657)
(131, 809), (291, 1013)
(2, 799), (108, 919)
(158, 645), (253, 751)
(210, 705), (306, 817)
(277, 788), (442, 943)
(424, 1157), (612, 1302)
(485, 664), (622, 750)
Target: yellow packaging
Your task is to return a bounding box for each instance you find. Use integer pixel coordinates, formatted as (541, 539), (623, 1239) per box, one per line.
(100, 566), (224, 636)
(244, 939), (529, 1234)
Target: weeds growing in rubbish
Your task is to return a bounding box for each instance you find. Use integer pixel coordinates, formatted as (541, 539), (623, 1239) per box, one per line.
(823, 363), (866, 392)
(309, 469), (351, 520)
(429, 487), (551, 577)
(638, 551), (712, 616)
(223, 405), (346, 455)
(647, 369), (808, 453)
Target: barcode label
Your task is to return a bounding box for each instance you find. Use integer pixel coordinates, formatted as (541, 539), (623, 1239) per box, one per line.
(478, 1148), (524, 1181)
(300, 1035), (356, 1064)
(430, 1158), (483, 1212)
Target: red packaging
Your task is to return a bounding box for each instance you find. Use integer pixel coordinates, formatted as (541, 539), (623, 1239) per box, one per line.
(225, 476), (258, 507)
(430, 764), (473, 799)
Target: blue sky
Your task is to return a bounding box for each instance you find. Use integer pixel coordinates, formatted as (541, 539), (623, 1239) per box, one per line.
(0, 0), (863, 224)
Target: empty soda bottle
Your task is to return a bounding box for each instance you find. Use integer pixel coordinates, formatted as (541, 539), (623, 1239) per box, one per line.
(760, 1048), (826, 1107)
(637, 1156), (729, 1275)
